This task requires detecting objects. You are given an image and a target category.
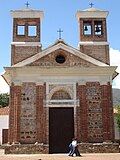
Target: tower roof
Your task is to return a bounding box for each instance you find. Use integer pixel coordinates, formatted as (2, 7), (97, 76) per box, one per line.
(10, 8), (44, 19)
(76, 7), (109, 20)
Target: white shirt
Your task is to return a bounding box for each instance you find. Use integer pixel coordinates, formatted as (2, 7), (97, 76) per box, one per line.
(72, 140), (77, 147)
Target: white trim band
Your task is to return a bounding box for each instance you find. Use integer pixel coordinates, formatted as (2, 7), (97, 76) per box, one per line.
(11, 42), (42, 46)
(79, 41), (109, 45)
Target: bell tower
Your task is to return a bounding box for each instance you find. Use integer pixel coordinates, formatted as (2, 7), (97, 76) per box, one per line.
(76, 8), (109, 64)
(10, 8), (44, 65)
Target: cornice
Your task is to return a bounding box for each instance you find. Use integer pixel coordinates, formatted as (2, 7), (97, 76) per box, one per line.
(10, 9), (44, 19)
(4, 66), (117, 77)
(76, 10), (109, 20)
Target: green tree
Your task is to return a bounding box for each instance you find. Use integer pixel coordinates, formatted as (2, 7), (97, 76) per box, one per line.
(115, 105), (120, 131)
(0, 93), (9, 108)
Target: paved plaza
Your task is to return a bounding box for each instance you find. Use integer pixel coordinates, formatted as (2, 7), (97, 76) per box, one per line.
(0, 150), (120, 160)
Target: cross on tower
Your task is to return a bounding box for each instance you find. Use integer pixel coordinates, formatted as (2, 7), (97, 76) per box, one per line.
(25, 1), (30, 8)
(89, 3), (94, 8)
(57, 28), (63, 39)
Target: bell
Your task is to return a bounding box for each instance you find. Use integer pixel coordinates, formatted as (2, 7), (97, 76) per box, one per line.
(84, 26), (88, 31)
(95, 26), (101, 32)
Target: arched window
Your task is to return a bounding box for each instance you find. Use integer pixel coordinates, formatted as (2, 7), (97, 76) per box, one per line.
(51, 90), (71, 100)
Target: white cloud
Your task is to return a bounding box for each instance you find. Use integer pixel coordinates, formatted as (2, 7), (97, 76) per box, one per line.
(0, 75), (9, 93)
(110, 48), (120, 89)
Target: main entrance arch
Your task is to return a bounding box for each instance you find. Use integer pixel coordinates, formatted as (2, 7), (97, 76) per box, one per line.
(49, 89), (74, 153)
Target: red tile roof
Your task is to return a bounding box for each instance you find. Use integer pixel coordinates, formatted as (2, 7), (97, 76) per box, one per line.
(0, 106), (9, 115)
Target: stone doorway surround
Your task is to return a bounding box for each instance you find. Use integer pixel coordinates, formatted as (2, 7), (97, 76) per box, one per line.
(45, 82), (79, 153)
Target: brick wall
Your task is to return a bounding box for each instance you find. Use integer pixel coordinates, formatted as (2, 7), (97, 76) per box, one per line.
(80, 45), (110, 64)
(78, 85), (88, 142)
(9, 82), (48, 145)
(28, 48), (95, 67)
(13, 18), (40, 42)
(86, 82), (103, 142)
(79, 18), (107, 42)
(8, 84), (21, 144)
(8, 81), (114, 145)
(77, 82), (114, 143)
(11, 17), (41, 65)
(101, 82), (115, 142)
(36, 84), (48, 144)
(20, 82), (36, 144)
(11, 45), (41, 65)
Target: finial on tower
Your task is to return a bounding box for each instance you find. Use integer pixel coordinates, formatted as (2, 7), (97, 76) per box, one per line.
(89, 3), (94, 8)
(25, 1), (30, 8)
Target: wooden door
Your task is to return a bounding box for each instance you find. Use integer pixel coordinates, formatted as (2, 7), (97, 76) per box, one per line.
(49, 107), (74, 153)
(2, 129), (8, 144)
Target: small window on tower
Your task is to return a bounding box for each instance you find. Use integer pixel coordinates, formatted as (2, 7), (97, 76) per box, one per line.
(83, 21), (92, 35)
(28, 25), (37, 36)
(94, 21), (103, 35)
(17, 25), (25, 35)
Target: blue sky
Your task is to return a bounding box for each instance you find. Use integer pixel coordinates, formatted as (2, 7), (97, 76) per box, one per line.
(0, 0), (120, 92)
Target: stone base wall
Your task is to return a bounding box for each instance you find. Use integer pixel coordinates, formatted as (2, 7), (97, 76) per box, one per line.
(78, 143), (119, 153)
(0, 143), (119, 154)
(1, 144), (49, 154)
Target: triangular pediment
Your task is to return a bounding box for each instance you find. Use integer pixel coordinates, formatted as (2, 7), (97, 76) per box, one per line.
(28, 48), (97, 67)
(12, 39), (108, 68)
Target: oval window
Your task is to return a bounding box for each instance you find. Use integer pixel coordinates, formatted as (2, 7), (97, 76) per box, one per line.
(56, 55), (65, 64)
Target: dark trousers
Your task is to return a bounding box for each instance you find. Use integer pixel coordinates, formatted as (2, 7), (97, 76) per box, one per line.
(71, 146), (81, 156)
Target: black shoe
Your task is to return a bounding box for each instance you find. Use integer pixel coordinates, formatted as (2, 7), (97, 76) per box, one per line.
(68, 155), (73, 157)
(76, 154), (82, 157)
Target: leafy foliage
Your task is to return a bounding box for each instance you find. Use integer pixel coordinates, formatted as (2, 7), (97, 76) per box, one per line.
(115, 106), (120, 131)
(0, 93), (9, 108)
(113, 89), (120, 108)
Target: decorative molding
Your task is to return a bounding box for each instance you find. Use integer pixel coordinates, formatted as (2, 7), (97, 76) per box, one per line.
(36, 80), (44, 85)
(11, 80), (22, 86)
(11, 42), (42, 47)
(79, 42), (109, 46)
(100, 81), (112, 85)
(5, 66), (117, 77)
(76, 10), (109, 20)
(100, 81), (108, 85)
(45, 82), (78, 108)
(10, 9), (44, 19)
(78, 80), (86, 85)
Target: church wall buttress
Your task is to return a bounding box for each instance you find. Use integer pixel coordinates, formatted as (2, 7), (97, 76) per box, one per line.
(101, 83), (115, 142)
(8, 85), (14, 143)
(36, 84), (48, 144)
(8, 84), (21, 144)
(78, 84), (88, 142)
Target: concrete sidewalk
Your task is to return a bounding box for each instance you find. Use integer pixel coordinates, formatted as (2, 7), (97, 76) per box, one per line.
(0, 151), (120, 160)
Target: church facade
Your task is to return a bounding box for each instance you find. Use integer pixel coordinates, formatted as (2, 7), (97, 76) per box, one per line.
(3, 7), (118, 153)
